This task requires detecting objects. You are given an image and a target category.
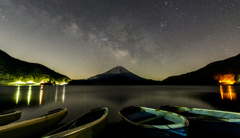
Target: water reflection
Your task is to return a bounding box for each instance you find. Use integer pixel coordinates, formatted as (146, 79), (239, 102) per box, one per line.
(220, 85), (237, 100)
(27, 85), (32, 105)
(62, 85), (65, 103)
(4, 85), (240, 124)
(39, 85), (43, 105)
(16, 85), (20, 104)
(55, 86), (58, 103)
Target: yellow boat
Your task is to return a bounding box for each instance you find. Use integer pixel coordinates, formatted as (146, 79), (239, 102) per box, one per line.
(0, 111), (21, 126)
(42, 107), (108, 138)
(0, 108), (68, 138)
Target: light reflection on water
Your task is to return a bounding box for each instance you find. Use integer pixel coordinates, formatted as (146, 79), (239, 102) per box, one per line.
(1, 85), (240, 123)
(62, 85), (65, 103)
(27, 85), (32, 105)
(220, 85), (237, 100)
(55, 86), (58, 103)
(16, 85), (20, 104)
(39, 86), (43, 105)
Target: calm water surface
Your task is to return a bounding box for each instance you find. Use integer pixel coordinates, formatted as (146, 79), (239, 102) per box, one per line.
(0, 85), (240, 124)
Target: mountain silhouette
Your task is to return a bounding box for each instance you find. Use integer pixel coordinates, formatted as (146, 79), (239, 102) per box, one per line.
(162, 54), (240, 85)
(0, 50), (71, 84)
(68, 66), (161, 85)
(88, 66), (147, 81)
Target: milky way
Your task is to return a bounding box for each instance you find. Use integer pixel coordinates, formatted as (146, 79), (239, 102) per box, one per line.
(0, 0), (240, 80)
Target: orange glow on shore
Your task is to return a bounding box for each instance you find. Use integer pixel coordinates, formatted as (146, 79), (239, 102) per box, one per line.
(215, 74), (236, 85)
(220, 85), (237, 100)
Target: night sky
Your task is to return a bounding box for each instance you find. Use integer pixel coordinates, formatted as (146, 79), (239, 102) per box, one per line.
(1, 0), (240, 80)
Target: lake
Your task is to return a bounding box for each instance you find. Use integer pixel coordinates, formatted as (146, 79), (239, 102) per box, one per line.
(1, 85), (240, 124)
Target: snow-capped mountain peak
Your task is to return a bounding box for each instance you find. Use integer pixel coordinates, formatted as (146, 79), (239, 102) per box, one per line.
(103, 66), (130, 74)
(87, 66), (147, 81)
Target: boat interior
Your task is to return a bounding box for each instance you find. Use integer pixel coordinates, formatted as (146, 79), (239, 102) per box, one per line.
(121, 106), (175, 125)
(44, 108), (106, 136)
(159, 106), (228, 119)
(69, 108), (106, 129)
(40, 108), (64, 117)
(0, 111), (16, 115)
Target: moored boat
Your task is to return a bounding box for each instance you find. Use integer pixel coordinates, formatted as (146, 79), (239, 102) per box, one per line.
(0, 108), (68, 138)
(159, 105), (240, 137)
(119, 106), (188, 138)
(42, 107), (108, 138)
(0, 111), (21, 126)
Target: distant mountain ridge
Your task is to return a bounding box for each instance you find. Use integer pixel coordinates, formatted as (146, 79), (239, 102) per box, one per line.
(0, 50), (71, 84)
(162, 54), (240, 85)
(88, 66), (147, 81)
(104, 66), (132, 74)
(69, 66), (161, 85)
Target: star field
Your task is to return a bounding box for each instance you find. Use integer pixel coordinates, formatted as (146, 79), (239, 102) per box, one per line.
(0, 0), (240, 80)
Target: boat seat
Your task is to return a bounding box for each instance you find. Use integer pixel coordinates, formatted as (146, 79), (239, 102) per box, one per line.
(137, 115), (163, 124)
(173, 111), (227, 119)
(74, 114), (104, 126)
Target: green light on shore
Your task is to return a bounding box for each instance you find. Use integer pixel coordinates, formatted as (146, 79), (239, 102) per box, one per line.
(15, 81), (24, 84)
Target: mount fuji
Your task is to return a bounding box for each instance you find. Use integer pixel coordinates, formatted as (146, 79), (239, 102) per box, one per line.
(68, 66), (161, 85)
(88, 66), (147, 81)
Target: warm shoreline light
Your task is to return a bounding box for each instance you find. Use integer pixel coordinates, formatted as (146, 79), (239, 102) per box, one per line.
(215, 74), (236, 85)
(218, 79), (235, 85)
